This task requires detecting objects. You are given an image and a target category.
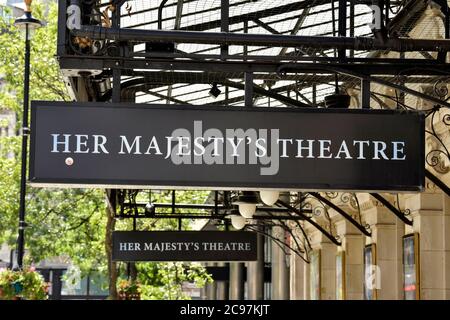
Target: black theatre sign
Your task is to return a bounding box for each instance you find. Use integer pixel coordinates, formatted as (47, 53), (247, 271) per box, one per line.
(112, 231), (258, 261)
(30, 101), (425, 192)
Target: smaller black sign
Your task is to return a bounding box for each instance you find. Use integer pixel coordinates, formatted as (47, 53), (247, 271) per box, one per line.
(112, 231), (258, 262)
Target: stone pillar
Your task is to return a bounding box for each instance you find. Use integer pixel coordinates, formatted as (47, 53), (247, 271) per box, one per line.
(444, 194), (450, 299)
(205, 282), (217, 300)
(289, 241), (306, 299)
(216, 262), (229, 300)
(200, 287), (207, 300)
(405, 190), (449, 299)
(336, 220), (364, 300)
(303, 255), (310, 299)
(307, 230), (337, 300)
(364, 196), (403, 299)
(205, 262), (217, 300)
(229, 262), (245, 300)
(395, 218), (405, 299)
(319, 240), (337, 300)
(247, 223), (265, 300)
(271, 225), (290, 300)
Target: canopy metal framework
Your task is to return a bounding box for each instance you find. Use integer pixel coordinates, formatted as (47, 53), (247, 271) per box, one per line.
(57, 0), (450, 260)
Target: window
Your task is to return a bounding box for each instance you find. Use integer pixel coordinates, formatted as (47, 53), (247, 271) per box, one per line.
(363, 244), (377, 300)
(61, 270), (108, 299)
(403, 234), (420, 300)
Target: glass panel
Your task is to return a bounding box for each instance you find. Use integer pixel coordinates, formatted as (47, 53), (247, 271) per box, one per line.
(88, 272), (109, 296)
(60, 270), (88, 296)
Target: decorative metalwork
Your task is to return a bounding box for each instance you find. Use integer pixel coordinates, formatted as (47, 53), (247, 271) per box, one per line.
(340, 192), (359, 211)
(324, 192), (338, 199)
(426, 149), (450, 174)
(434, 79), (449, 100)
(425, 104), (450, 174)
(125, 1), (132, 17)
(324, 192), (365, 228)
(396, 194), (411, 217)
(299, 193), (336, 239)
(245, 221), (310, 263)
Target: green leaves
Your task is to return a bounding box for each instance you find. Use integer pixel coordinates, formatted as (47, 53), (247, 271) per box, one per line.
(0, 2), (212, 298)
(0, 1), (105, 275)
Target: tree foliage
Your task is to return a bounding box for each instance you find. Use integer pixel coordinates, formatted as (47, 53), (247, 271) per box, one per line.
(0, 0), (105, 274)
(0, 1), (212, 299)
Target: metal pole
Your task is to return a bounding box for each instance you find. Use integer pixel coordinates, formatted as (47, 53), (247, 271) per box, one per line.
(247, 223), (265, 299)
(221, 0), (229, 59)
(244, 72), (254, 107)
(361, 79), (371, 108)
(338, 0), (347, 60)
(17, 23), (30, 270)
(271, 193), (290, 300)
(72, 26), (450, 52)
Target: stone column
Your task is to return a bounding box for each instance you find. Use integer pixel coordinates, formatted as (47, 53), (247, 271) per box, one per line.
(319, 240), (337, 300)
(303, 255), (310, 299)
(271, 225), (290, 300)
(229, 262), (245, 300)
(405, 189), (449, 299)
(307, 230), (337, 300)
(335, 220), (364, 300)
(216, 262), (229, 300)
(205, 262), (217, 300)
(364, 195), (403, 299)
(205, 282), (217, 300)
(289, 243), (306, 299)
(247, 223), (265, 300)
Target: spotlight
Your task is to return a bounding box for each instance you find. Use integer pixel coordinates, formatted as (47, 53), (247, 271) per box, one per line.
(231, 191), (260, 219)
(227, 209), (247, 230)
(209, 83), (221, 98)
(259, 190), (280, 206)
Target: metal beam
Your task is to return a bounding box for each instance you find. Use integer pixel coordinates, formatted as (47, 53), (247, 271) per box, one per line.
(60, 55), (449, 75)
(361, 79), (371, 108)
(108, 70), (449, 85)
(279, 7), (310, 56)
(276, 200), (341, 246)
(252, 18), (280, 34)
(145, 89), (191, 104)
(278, 64), (450, 109)
(116, 214), (308, 220)
(370, 193), (413, 225)
(174, 0), (184, 29)
(221, 0), (229, 58)
(309, 192), (371, 236)
(338, 0), (347, 59)
(158, 0), (169, 30)
(221, 79), (311, 108)
(72, 26), (450, 52)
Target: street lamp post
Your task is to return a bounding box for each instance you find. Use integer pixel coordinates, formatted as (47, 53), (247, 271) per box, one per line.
(13, 0), (42, 270)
